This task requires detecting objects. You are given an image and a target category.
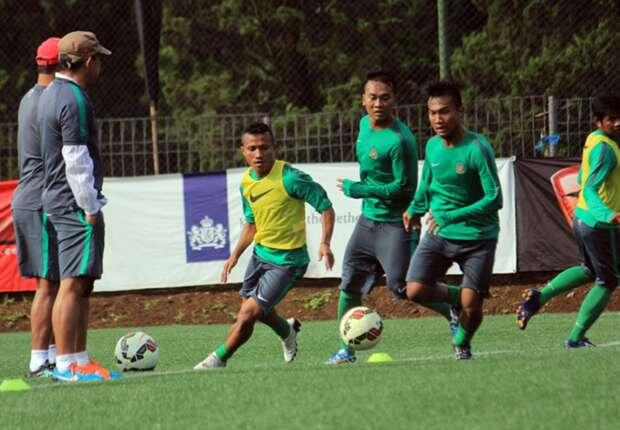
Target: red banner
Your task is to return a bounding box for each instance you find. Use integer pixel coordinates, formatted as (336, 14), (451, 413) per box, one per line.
(0, 180), (36, 292)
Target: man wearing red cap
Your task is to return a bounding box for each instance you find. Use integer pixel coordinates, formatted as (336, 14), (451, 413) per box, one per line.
(12, 37), (61, 378)
(38, 31), (115, 382)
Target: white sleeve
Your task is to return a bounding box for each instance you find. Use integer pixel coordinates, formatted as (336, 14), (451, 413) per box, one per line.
(62, 145), (103, 215)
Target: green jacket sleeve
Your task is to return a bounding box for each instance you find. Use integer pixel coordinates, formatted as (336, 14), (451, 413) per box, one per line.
(407, 158), (431, 217)
(344, 143), (407, 199)
(582, 142), (617, 223)
(283, 164), (333, 213)
(434, 145), (503, 226)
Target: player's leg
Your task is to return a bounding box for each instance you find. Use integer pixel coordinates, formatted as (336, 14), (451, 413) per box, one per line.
(51, 277), (89, 374)
(517, 218), (595, 329)
(565, 222), (618, 347)
(326, 216), (377, 364)
(453, 289), (483, 359)
(14, 209), (58, 377)
(194, 297), (262, 370)
(377, 222), (459, 330)
(75, 283), (93, 367)
(43, 213), (60, 369)
(256, 263), (307, 362)
(29, 278), (58, 376)
(452, 238), (497, 360)
(516, 266), (593, 330)
(224, 298), (263, 355)
(405, 234), (456, 307)
(50, 211), (108, 381)
(195, 255), (263, 369)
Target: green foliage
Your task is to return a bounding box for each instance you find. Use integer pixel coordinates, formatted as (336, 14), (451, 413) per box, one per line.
(158, 0), (444, 119)
(0, 0), (616, 127)
(301, 291), (333, 310)
(451, 0), (620, 98)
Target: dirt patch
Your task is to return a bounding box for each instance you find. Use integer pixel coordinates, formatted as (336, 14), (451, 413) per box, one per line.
(1, 274), (619, 332)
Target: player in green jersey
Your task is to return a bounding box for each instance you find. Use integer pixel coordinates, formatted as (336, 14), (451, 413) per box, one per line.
(403, 81), (503, 360)
(516, 95), (620, 347)
(194, 122), (335, 369)
(326, 71), (461, 365)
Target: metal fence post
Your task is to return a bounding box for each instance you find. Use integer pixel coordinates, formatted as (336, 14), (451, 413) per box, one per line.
(548, 95), (558, 156)
(437, 0), (449, 79)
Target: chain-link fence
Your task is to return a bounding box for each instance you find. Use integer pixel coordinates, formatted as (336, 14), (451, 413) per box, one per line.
(1, 1), (618, 179)
(0, 95), (595, 179)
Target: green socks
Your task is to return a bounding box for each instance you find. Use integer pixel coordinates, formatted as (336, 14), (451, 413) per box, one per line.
(215, 316), (291, 362)
(338, 290), (362, 350)
(444, 284), (462, 306)
(568, 285), (613, 342)
(269, 316), (291, 339)
(540, 266), (593, 305)
(420, 302), (452, 319)
(214, 344), (234, 361)
(453, 325), (473, 346)
(418, 284), (461, 320)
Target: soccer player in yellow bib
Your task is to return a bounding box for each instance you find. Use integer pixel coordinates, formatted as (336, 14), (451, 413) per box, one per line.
(194, 122), (335, 369)
(517, 95), (620, 347)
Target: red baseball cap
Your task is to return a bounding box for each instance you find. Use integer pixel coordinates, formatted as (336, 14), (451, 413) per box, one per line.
(35, 37), (61, 66)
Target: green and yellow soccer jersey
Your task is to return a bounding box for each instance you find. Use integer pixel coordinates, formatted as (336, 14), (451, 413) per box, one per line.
(240, 160), (332, 266)
(408, 130), (502, 240)
(574, 129), (620, 228)
(342, 115), (418, 222)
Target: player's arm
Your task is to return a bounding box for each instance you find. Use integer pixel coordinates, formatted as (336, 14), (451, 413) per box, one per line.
(581, 142), (617, 224)
(433, 144), (503, 227)
(283, 164), (335, 270)
(59, 95), (103, 223)
(407, 156), (431, 216)
(341, 143), (408, 199)
(221, 192), (256, 283)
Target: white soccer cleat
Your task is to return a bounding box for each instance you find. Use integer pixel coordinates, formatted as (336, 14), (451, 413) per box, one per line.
(281, 318), (301, 362)
(193, 352), (226, 370)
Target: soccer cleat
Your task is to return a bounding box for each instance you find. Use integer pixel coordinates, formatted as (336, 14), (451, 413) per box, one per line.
(25, 360), (54, 378)
(449, 306), (461, 336)
(193, 352), (226, 370)
(324, 348), (357, 365)
(51, 363), (105, 382)
(516, 288), (541, 330)
(564, 338), (596, 349)
(80, 359), (123, 380)
(281, 318), (301, 362)
(454, 344), (473, 360)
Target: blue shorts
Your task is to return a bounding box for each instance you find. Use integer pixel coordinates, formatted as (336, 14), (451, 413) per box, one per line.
(240, 252), (307, 313)
(406, 233), (497, 298)
(573, 217), (619, 289)
(48, 210), (105, 280)
(340, 215), (417, 299)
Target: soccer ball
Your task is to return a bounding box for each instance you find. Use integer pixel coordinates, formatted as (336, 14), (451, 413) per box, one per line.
(339, 306), (383, 351)
(114, 331), (160, 371)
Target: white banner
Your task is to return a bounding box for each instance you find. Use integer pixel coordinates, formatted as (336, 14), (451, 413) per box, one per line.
(95, 159), (517, 292)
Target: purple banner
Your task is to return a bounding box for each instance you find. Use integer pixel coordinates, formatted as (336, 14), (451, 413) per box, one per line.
(183, 172), (230, 263)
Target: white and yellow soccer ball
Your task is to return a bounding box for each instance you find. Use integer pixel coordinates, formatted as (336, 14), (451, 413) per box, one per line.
(339, 306), (383, 351)
(114, 331), (160, 371)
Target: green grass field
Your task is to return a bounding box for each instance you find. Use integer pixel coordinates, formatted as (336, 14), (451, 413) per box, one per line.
(1, 313), (619, 430)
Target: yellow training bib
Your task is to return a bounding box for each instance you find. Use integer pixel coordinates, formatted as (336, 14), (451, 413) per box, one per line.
(577, 131), (620, 213)
(241, 160), (306, 249)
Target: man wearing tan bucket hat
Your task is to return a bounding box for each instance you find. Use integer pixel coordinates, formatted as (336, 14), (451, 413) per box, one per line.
(38, 31), (117, 382)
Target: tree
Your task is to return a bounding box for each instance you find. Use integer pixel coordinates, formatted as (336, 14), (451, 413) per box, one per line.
(450, 0), (620, 99)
